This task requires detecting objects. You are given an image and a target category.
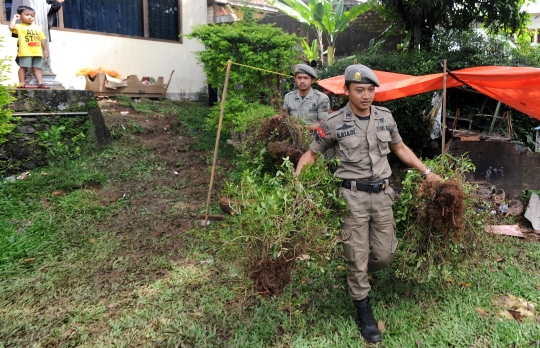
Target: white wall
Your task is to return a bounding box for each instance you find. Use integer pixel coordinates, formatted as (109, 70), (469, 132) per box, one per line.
(0, 0), (207, 100)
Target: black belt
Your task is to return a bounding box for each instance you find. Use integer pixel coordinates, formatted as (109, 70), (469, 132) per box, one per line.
(341, 179), (388, 193)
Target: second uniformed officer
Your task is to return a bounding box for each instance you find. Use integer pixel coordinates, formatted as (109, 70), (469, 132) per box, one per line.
(281, 64), (330, 132)
(295, 64), (442, 343)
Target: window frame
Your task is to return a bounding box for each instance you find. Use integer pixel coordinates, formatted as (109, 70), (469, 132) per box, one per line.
(1, 0), (183, 43)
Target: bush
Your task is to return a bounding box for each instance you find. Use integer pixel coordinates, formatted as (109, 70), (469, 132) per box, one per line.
(0, 37), (17, 144)
(186, 18), (300, 131)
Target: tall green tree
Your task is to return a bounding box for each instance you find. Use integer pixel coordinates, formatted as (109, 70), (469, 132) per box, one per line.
(374, 0), (531, 49)
(267, 0), (370, 65)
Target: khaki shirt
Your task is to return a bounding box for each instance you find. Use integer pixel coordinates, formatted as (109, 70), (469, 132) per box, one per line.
(310, 103), (402, 181)
(283, 87), (330, 125)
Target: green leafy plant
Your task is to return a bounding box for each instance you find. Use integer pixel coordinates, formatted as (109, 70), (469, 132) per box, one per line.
(39, 125), (85, 166)
(186, 18), (299, 129)
(268, 0), (370, 65)
(393, 153), (488, 282)
(0, 37), (17, 144)
(300, 38), (319, 62)
(219, 158), (347, 294)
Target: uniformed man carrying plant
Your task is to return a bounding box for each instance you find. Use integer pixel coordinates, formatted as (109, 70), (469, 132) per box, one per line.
(276, 64), (330, 131)
(295, 64), (442, 343)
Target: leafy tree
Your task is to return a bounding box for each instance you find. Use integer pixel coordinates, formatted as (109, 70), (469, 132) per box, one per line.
(267, 0), (370, 65)
(373, 0), (530, 50)
(186, 18), (299, 130)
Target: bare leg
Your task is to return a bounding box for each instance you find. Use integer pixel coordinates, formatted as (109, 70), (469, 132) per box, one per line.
(18, 67), (27, 85)
(33, 67), (43, 85)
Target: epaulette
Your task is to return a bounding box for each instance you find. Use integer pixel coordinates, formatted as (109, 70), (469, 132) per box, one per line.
(373, 105), (392, 114)
(326, 109), (343, 120)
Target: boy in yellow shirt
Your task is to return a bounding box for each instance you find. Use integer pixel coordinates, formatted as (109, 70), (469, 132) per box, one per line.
(9, 5), (50, 89)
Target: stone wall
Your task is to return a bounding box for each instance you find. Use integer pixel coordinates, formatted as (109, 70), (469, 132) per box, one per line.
(0, 90), (110, 175)
(449, 139), (540, 198)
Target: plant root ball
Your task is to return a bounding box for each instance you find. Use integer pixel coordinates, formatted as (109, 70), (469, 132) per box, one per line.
(417, 179), (467, 235)
(250, 256), (295, 297)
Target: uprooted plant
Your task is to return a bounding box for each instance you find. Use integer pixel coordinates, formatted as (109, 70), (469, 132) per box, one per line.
(393, 153), (489, 282)
(221, 158), (347, 296)
(237, 115), (313, 176)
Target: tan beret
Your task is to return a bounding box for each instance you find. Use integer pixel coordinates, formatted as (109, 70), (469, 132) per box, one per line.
(294, 64), (317, 79)
(344, 64), (379, 87)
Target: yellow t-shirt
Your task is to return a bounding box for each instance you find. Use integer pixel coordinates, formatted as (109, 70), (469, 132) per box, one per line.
(10, 23), (46, 57)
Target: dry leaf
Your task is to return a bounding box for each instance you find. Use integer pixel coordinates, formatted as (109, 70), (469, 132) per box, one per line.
(445, 277), (454, 284)
(23, 258), (35, 263)
(89, 238), (96, 244)
(332, 284), (340, 289)
(507, 309), (524, 323)
(51, 190), (65, 196)
(297, 254), (310, 261)
(498, 310), (515, 320)
(337, 265), (345, 271)
(61, 328), (75, 338)
(377, 320), (386, 333)
(107, 303), (118, 309)
(301, 276), (308, 284)
(459, 282), (472, 289)
(416, 341), (423, 347)
(476, 307), (488, 318)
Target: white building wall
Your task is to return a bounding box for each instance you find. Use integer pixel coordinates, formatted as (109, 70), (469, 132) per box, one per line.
(0, 0), (207, 100)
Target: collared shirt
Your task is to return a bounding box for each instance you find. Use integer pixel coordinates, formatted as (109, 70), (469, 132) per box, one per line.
(282, 87), (330, 125)
(310, 103), (403, 181)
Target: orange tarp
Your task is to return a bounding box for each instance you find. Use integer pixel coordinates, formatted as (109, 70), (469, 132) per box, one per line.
(317, 66), (540, 121)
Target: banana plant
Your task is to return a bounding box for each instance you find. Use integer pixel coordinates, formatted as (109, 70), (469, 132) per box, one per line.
(301, 38), (319, 62)
(268, 0), (370, 65)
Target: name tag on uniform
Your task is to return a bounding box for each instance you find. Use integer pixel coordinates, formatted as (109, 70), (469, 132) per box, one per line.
(336, 123), (356, 139)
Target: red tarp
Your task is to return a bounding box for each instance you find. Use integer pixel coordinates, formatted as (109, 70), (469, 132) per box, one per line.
(317, 66), (540, 121)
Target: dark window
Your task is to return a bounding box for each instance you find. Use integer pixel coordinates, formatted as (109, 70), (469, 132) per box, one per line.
(4, 0), (12, 20)
(148, 0), (180, 41)
(63, 0), (144, 37)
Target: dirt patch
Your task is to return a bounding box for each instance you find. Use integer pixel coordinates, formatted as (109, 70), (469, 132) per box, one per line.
(88, 100), (229, 292)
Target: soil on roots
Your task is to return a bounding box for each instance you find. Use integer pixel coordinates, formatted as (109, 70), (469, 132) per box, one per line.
(417, 179), (467, 237)
(250, 256), (295, 297)
(249, 117), (308, 167)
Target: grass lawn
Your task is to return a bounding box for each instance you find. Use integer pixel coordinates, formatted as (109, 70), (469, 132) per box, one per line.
(1, 98), (539, 347)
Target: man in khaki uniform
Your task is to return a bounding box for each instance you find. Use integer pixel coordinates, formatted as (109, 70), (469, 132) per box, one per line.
(295, 64), (441, 343)
(281, 64), (330, 131)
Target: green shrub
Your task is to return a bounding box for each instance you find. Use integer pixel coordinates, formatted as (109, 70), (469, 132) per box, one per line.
(220, 158), (347, 262)
(0, 37), (17, 144)
(186, 18), (299, 131)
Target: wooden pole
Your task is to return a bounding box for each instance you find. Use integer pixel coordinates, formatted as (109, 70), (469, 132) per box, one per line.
(442, 60), (447, 155)
(204, 59), (232, 226)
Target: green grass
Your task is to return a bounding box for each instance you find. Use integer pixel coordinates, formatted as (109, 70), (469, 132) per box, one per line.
(1, 99), (539, 347)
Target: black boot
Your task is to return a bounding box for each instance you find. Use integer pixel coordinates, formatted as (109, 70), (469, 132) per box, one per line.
(354, 296), (382, 343)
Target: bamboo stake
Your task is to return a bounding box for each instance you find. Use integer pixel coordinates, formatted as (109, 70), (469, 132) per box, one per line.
(204, 59), (232, 226)
(442, 60), (447, 155)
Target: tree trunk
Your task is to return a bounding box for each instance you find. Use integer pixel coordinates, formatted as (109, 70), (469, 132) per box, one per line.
(317, 30), (324, 65)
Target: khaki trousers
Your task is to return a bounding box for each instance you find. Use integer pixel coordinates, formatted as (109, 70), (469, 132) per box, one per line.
(339, 182), (398, 301)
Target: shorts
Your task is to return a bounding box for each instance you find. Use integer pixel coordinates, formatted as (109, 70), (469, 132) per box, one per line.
(18, 56), (43, 69)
